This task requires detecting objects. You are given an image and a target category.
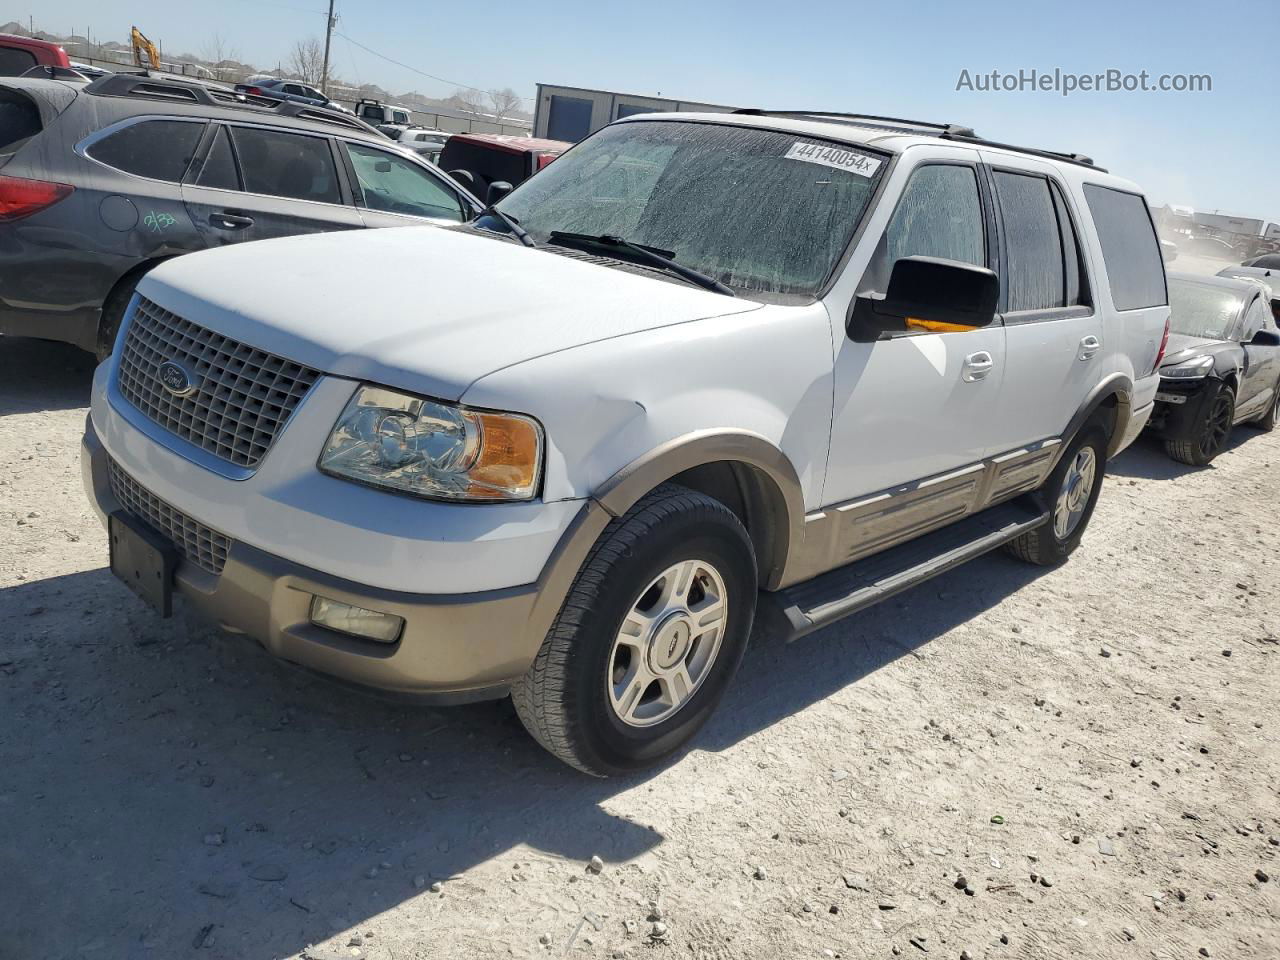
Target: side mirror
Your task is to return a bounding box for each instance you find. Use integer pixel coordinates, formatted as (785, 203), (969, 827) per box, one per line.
(1249, 328), (1280, 347)
(486, 180), (514, 205)
(848, 256), (999, 343)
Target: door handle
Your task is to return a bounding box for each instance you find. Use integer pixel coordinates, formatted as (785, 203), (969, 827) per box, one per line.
(211, 212), (254, 230)
(1078, 335), (1101, 361)
(962, 351), (994, 382)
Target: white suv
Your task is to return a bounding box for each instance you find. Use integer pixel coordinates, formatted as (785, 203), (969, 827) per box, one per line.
(82, 111), (1171, 775)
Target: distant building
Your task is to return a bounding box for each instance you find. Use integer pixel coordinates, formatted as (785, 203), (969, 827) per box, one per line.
(533, 83), (736, 142)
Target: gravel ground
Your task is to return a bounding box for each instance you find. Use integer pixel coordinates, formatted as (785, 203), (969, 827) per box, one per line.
(2, 272), (1277, 959)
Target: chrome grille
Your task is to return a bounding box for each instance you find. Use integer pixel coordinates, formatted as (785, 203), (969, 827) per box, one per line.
(108, 459), (231, 576)
(117, 297), (319, 469)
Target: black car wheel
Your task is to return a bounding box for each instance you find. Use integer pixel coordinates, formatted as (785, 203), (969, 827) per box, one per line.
(1251, 382), (1280, 433)
(95, 271), (147, 362)
(1165, 382), (1235, 466)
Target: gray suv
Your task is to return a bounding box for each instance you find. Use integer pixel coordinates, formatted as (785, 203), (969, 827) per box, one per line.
(0, 72), (482, 358)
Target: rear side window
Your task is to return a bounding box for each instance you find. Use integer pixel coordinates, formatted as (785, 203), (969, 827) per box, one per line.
(229, 126), (340, 204)
(0, 88), (42, 162)
(195, 126), (240, 190)
(0, 48), (37, 76)
(87, 119), (205, 181)
(993, 171), (1065, 312)
(1083, 183), (1167, 310)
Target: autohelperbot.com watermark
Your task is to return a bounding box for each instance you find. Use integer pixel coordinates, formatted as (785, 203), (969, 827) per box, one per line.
(956, 68), (1212, 96)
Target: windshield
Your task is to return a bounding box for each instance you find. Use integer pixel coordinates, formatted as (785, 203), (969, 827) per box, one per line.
(1167, 278), (1244, 340)
(494, 120), (885, 298)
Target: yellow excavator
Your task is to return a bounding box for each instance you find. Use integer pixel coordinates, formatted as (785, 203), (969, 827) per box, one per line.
(130, 26), (160, 71)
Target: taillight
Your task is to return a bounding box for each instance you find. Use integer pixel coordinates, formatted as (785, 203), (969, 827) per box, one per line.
(536, 154), (557, 171)
(246, 86), (263, 96)
(1152, 314), (1171, 373)
(0, 175), (73, 222)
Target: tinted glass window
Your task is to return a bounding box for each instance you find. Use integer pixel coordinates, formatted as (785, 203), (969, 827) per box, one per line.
(87, 119), (205, 182)
(230, 126), (340, 203)
(885, 164), (985, 268)
(1050, 181), (1086, 307)
(1167, 278), (1243, 339)
(0, 88), (42, 158)
(195, 126), (240, 190)
(1084, 183), (1167, 310)
(0, 48), (37, 76)
(362, 105), (386, 123)
(994, 171), (1065, 312)
(344, 143), (464, 221)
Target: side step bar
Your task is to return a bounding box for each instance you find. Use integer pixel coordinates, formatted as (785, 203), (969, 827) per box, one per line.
(776, 496), (1049, 640)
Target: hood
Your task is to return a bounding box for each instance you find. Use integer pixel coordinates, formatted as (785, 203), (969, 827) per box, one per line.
(1160, 332), (1232, 369)
(139, 227), (762, 400)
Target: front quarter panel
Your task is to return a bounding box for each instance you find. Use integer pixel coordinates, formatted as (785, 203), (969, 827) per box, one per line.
(460, 302), (835, 512)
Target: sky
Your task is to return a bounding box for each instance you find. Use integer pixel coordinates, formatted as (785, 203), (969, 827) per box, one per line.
(27, 0), (1279, 225)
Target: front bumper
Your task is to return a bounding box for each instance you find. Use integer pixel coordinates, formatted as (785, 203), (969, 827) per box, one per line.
(1145, 379), (1214, 442)
(82, 419), (610, 703)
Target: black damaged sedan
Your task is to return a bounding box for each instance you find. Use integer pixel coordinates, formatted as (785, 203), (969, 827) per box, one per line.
(1147, 273), (1280, 465)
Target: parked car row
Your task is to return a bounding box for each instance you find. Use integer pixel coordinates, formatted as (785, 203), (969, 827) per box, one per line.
(5, 85), (1274, 775)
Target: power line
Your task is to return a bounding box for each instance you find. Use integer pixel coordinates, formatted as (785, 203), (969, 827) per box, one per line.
(335, 30), (533, 102)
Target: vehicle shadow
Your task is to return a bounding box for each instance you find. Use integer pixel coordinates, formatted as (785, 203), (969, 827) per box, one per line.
(0, 335), (97, 416)
(0, 547), (1047, 959)
(1107, 430), (1255, 481)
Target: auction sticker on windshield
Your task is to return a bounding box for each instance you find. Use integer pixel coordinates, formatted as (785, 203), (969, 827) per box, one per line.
(784, 142), (882, 177)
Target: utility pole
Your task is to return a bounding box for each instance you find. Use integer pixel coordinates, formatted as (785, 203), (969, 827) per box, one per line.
(320, 0), (336, 93)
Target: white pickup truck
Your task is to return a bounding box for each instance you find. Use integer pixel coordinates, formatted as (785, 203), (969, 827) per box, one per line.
(83, 110), (1170, 775)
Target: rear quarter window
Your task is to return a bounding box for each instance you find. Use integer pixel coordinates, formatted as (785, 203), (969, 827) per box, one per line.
(1083, 183), (1167, 311)
(86, 119), (206, 181)
(0, 88), (42, 163)
(0, 48), (37, 77)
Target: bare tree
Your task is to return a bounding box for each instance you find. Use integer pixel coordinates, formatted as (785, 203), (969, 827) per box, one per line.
(487, 87), (521, 123)
(288, 37), (326, 84)
(448, 87), (486, 116)
(200, 33), (241, 83)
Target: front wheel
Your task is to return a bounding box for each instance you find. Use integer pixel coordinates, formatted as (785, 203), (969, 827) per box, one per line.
(1165, 382), (1234, 465)
(512, 484), (757, 776)
(1005, 426), (1107, 566)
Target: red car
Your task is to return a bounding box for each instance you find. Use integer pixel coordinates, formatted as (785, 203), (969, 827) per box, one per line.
(0, 34), (71, 76)
(437, 134), (568, 201)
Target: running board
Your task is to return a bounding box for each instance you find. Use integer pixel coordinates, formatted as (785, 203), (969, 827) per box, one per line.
(776, 496), (1049, 640)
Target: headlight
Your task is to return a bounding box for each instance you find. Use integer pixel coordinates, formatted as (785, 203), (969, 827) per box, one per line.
(1160, 355), (1214, 379)
(320, 385), (542, 502)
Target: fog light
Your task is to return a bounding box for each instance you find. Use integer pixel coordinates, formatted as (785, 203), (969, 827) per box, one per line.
(310, 596), (404, 643)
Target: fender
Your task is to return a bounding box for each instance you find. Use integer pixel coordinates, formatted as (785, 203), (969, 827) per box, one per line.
(593, 429), (807, 590)
(1059, 372), (1133, 461)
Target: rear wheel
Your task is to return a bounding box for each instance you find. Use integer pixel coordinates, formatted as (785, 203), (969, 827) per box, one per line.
(95, 272), (145, 362)
(512, 484), (756, 776)
(1005, 425), (1107, 566)
(1165, 382), (1234, 465)
(1250, 382), (1280, 432)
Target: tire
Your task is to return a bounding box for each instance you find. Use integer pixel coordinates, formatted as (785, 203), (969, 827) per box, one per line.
(1164, 382), (1235, 466)
(96, 272), (145, 362)
(1005, 425), (1107, 567)
(512, 483), (757, 776)
(1249, 382), (1280, 432)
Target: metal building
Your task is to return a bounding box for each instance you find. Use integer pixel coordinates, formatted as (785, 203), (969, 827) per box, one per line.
(533, 83), (736, 142)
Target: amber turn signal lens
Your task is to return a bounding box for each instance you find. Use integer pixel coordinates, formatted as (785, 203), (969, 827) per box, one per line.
(465, 411), (542, 500)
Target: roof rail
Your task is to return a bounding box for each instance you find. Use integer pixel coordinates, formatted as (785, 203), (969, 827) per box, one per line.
(85, 72), (378, 134)
(731, 108), (1104, 172)
(732, 109), (976, 139)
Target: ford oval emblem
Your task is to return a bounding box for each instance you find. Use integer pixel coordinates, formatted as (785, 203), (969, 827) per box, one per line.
(157, 360), (198, 398)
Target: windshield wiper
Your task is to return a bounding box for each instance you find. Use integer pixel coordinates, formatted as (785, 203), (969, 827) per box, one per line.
(547, 231), (734, 296)
(476, 205), (535, 247)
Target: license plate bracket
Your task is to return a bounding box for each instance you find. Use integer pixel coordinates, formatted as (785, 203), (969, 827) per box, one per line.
(109, 511), (177, 617)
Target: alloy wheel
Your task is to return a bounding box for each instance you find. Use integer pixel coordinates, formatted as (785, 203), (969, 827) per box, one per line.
(1053, 446), (1098, 539)
(1200, 393), (1233, 458)
(606, 559), (728, 728)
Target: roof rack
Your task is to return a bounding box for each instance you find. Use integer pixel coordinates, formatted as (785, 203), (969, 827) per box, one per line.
(731, 108), (1104, 171)
(85, 72), (377, 135)
(732, 109), (976, 139)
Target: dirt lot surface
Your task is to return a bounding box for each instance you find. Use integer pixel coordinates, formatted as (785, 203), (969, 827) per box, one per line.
(2, 251), (1277, 960)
